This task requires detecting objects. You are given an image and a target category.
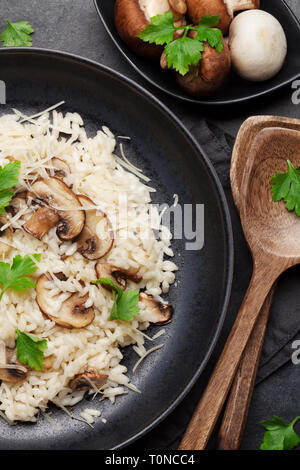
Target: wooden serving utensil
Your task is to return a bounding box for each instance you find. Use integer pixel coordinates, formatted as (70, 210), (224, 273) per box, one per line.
(179, 127), (300, 450)
(217, 116), (300, 450)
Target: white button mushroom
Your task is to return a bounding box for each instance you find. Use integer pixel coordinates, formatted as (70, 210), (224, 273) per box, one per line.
(229, 10), (287, 81)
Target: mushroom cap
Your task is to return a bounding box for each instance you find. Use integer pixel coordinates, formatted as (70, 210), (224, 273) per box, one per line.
(186, 0), (231, 34)
(176, 37), (231, 97)
(36, 274), (95, 329)
(229, 10), (287, 81)
(69, 369), (108, 391)
(76, 195), (114, 260)
(114, 0), (164, 60)
(139, 293), (173, 325)
(95, 262), (142, 290)
(186, 0), (259, 34)
(29, 177), (85, 240)
(0, 215), (13, 257)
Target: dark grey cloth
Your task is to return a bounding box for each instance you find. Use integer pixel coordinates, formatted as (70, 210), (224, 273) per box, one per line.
(128, 120), (300, 451)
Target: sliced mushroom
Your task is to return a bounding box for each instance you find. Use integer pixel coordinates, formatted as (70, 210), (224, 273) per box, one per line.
(76, 195), (114, 260)
(95, 262), (142, 290)
(69, 369), (108, 391)
(0, 215), (13, 257)
(23, 207), (60, 240)
(139, 293), (173, 325)
(7, 192), (28, 217)
(49, 158), (70, 179)
(29, 178), (85, 240)
(0, 345), (28, 383)
(36, 274), (95, 329)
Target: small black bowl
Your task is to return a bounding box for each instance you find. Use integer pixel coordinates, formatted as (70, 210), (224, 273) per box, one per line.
(94, 0), (300, 105)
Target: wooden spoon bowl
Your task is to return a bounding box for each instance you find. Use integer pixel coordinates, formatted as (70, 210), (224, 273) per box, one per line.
(241, 128), (300, 260)
(231, 116), (300, 210)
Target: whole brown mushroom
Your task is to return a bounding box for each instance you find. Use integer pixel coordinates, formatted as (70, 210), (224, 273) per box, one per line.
(175, 36), (231, 98)
(186, 0), (260, 34)
(114, 0), (187, 60)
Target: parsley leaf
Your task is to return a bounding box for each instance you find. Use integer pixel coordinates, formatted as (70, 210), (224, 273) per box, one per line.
(1, 20), (34, 47)
(0, 161), (20, 191)
(138, 11), (175, 45)
(0, 253), (41, 300)
(195, 15), (223, 52)
(260, 416), (300, 450)
(271, 160), (300, 215)
(92, 277), (140, 322)
(138, 12), (223, 75)
(165, 36), (204, 75)
(16, 329), (47, 371)
(0, 161), (21, 213)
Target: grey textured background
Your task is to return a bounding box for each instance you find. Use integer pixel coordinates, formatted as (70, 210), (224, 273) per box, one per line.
(0, 0), (300, 451)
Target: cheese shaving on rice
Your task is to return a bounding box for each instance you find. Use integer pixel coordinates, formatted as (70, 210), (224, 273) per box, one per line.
(0, 105), (177, 423)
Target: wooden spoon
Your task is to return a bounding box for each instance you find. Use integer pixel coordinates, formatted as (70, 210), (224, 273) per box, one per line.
(218, 116), (300, 449)
(216, 116), (300, 449)
(179, 127), (300, 450)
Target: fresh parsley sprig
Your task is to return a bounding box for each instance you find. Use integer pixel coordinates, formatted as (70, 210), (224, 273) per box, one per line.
(260, 416), (300, 450)
(92, 277), (140, 322)
(0, 253), (41, 300)
(138, 12), (223, 75)
(271, 160), (300, 216)
(0, 161), (21, 213)
(16, 329), (48, 371)
(1, 20), (34, 47)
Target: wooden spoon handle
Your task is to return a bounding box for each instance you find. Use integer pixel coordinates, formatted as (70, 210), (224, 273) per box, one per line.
(217, 285), (276, 450)
(178, 262), (280, 450)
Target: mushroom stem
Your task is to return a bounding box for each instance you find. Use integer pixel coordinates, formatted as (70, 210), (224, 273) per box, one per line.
(168, 0), (187, 15)
(224, 0), (259, 17)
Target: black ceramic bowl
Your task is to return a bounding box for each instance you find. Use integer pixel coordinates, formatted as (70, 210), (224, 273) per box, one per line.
(0, 48), (233, 449)
(95, 0), (300, 105)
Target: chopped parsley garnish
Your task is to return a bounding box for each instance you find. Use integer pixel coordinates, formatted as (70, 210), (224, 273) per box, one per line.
(138, 12), (223, 75)
(1, 20), (34, 47)
(260, 416), (300, 450)
(0, 161), (21, 213)
(271, 160), (300, 216)
(0, 253), (41, 300)
(16, 329), (48, 371)
(92, 277), (140, 322)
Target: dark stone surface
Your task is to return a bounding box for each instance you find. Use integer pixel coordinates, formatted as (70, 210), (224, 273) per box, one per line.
(0, 0), (299, 451)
